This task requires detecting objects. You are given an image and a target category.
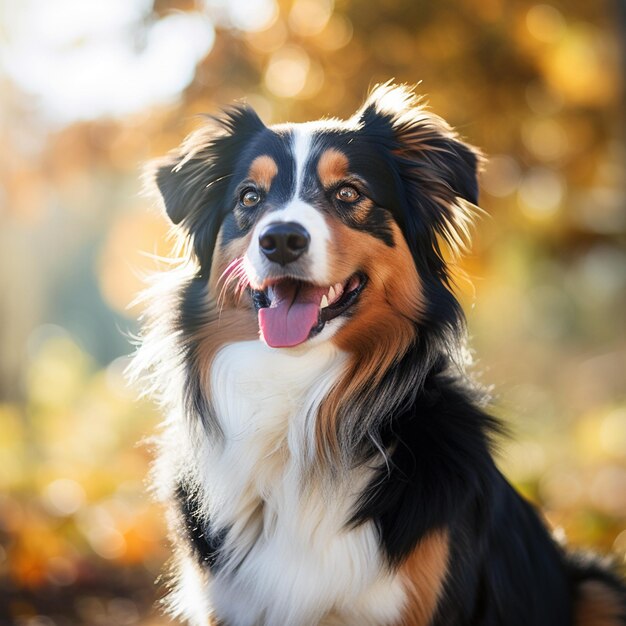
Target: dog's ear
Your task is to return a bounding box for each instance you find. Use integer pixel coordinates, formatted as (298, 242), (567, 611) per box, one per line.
(356, 84), (483, 255)
(149, 123), (220, 227)
(146, 105), (266, 228)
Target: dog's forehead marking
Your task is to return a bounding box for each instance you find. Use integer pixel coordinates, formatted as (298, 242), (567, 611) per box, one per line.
(317, 148), (350, 188)
(291, 124), (314, 198)
(247, 155), (278, 191)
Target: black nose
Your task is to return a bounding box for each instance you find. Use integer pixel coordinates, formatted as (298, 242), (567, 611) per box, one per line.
(259, 222), (310, 266)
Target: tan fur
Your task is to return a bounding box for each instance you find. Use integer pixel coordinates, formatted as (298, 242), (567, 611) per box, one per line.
(348, 196), (376, 224)
(396, 531), (449, 626)
(575, 580), (625, 626)
(247, 155), (278, 191)
(192, 306), (259, 388)
(317, 148), (350, 188)
(190, 231), (259, 386)
(316, 219), (424, 461)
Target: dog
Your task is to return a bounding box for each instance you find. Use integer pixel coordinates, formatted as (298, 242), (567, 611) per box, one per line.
(132, 84), (626, 625)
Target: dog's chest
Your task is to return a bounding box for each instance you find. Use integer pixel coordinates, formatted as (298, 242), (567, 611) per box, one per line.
(200, 341), (405, 625)
(207, 341), (346, 516)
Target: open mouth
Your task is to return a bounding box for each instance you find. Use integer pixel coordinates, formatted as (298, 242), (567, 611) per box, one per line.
(252, 272), (367, 348)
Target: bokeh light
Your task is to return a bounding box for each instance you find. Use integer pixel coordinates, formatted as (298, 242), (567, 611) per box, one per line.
(526, 4), (566, 44)
(517, 167), (565, 219)
(1, 0), (216, 123)
(264, 45), (311, 97)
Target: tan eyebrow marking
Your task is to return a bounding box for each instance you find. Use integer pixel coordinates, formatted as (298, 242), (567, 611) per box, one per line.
(247, 155), (278, 190)
(317, 148), (350, 188)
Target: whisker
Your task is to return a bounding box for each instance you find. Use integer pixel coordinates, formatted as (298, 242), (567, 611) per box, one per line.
(218, 257), (245, 287)
(216, 258), (250, 320)
(235, 275), (251, 305)
(217, 272), (239, 313)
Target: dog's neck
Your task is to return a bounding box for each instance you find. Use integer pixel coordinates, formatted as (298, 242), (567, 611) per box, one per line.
(210, 339), (347, 468)
(182, 339), (406, 625)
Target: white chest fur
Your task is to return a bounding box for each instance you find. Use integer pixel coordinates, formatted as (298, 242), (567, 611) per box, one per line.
(190, 340), (406, 626)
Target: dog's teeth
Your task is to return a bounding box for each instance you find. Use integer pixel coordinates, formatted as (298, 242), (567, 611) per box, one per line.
(334, 282), (343, 297)
(320, 295), (329, 309)
(328, 286), (336, 303)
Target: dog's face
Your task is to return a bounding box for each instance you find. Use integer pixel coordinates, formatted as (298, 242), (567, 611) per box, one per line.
(152, 85), (480, 355)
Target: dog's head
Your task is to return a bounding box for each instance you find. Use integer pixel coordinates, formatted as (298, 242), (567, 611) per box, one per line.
(150, 84), (480, 358)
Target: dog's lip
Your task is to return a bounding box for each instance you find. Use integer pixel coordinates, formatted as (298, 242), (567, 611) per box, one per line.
(251, 271), (367, 330)
(318, 272), (367, 324)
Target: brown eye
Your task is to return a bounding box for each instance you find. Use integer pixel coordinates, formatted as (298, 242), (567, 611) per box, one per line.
(240, 188), (261, 207)
(335, 185), (360, 203)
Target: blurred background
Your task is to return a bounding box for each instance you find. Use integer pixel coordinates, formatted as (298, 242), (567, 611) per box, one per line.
(0, 0), (624, 624)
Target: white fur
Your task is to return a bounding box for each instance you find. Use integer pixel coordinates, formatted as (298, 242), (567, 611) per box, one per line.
(292, 124), (313, 194)
(186, 340), (406, 626)
(168, 557), (214, 625)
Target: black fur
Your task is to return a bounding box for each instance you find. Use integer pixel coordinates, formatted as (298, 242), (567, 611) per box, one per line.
(175, 276), (218, 436)
(175, 482), (226, 571)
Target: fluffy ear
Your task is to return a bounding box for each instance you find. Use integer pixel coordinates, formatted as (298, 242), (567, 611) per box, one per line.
(145, 106), (266, 273)
(150, 124), (219, 227)
(146, 105), (266, 228)
(356, 84), (483, 255)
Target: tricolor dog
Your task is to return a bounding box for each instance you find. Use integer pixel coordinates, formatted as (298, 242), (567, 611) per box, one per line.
(132, 84), (626, 625)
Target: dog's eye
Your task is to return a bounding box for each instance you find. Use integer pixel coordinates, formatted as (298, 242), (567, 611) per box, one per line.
(335, 185), (360, 203)
(240, 188), (261, 208)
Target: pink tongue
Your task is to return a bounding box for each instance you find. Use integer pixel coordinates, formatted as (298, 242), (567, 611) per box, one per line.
(259, 281), (327, 348)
